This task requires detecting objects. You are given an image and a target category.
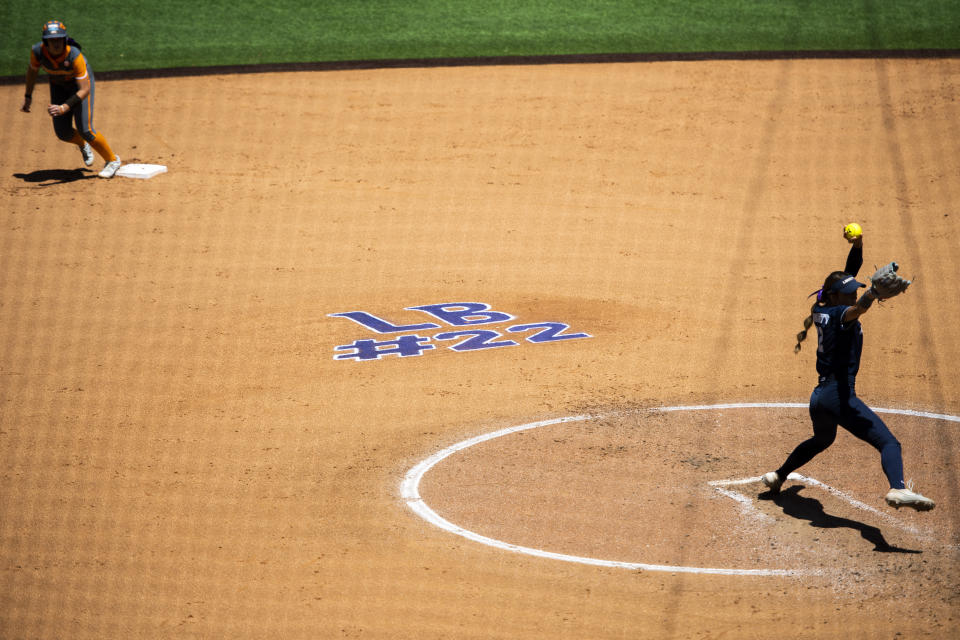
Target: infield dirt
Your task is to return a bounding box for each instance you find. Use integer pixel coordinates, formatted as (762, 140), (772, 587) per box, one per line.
(2, 58), (959, 639)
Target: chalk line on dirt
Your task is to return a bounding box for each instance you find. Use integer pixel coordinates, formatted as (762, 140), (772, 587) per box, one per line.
(402, 403), (956, 576)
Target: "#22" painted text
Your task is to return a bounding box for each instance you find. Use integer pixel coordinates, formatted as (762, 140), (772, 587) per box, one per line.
(329, 302), (592, 361)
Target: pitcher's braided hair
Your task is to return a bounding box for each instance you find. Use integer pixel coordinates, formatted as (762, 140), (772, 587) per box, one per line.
(794, 271), (849, 354)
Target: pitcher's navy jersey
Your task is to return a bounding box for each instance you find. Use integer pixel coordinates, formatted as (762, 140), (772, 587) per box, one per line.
(813, 304), (863, 382)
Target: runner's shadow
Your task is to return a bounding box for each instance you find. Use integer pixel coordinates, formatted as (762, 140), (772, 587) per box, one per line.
(760, 485), (921, 554)
(13, 169), (96, 185)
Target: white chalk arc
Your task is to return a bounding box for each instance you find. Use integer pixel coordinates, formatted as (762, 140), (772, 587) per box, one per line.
(401, 402), (958, 576)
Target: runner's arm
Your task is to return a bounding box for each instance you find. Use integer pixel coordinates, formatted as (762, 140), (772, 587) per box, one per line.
(22, 66), (38, 112)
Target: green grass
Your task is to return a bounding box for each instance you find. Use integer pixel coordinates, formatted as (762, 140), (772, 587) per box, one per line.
(2, 1), (958, 78)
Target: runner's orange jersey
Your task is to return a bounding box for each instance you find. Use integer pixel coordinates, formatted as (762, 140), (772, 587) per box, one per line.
(30, 43), (88, 85)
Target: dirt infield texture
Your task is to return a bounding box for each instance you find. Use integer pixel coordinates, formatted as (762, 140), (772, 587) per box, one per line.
(2, 58), (959, 639)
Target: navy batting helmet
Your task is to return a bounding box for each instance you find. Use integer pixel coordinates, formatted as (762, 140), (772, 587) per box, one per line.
(42, 20), (68, 39)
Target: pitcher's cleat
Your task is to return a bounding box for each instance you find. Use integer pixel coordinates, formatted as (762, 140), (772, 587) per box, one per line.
(99, 157), (121, 179)
(761, 471), (783, 494)
(885, 481), (935, 511)
(80, 142), (94, 166)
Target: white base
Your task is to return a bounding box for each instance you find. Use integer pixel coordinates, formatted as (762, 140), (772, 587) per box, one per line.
(116, 163), (167, 179)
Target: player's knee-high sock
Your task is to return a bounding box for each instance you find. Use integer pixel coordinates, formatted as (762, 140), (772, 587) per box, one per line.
(776, 436), (833, 479)
(68, 131), (85, 147)
(89, 132), (117, 162)
(879, 440), (905, 490)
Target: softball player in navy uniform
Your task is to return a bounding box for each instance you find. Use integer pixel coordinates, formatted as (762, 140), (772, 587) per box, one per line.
(20, 20), (122, 179)
(762, 230), (935, 511)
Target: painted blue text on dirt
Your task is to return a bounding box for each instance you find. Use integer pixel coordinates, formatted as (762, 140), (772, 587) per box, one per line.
(329, 303), (591, 361)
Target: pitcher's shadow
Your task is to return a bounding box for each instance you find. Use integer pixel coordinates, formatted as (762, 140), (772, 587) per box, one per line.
(13, 168), (96, 185)
(760, 485), (921, 554)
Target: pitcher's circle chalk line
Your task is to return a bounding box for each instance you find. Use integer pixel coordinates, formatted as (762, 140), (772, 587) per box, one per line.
(401, 402), (958, 576)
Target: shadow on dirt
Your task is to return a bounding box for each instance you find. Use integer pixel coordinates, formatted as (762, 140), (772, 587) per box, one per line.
(760, 485), (922, 554)
(13, 168), (97, 185)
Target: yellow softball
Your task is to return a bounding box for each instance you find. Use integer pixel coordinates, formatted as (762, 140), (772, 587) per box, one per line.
(843, 222), (863, 240)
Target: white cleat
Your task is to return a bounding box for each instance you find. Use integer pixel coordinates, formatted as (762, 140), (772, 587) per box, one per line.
(885, 481), (935, 511)
(80, 142), (94, 167)
(99, 157), (122, 179)
(761, 471), (783, 494)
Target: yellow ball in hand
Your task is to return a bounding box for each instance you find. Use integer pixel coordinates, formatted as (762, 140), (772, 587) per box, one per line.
(844, 222), (863, 240)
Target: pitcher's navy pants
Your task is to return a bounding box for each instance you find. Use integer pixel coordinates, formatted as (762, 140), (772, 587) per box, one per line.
(776, 379), (905, 490)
